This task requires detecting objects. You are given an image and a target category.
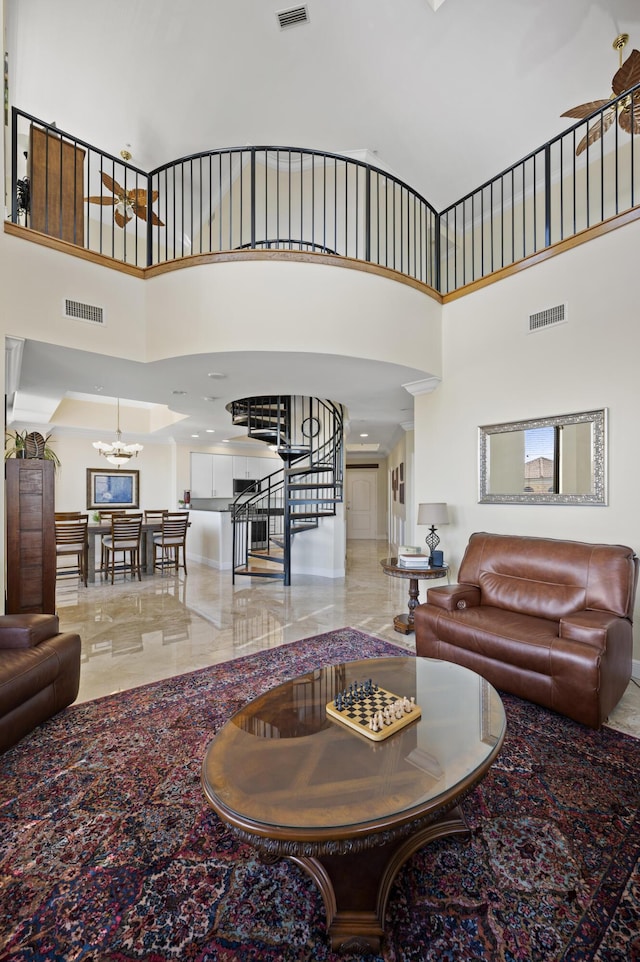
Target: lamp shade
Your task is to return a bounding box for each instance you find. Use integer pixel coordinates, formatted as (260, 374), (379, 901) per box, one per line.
(417, 502), (449, 526)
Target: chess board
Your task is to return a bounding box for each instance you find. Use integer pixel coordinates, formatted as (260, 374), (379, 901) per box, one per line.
(326, 679), (422, 741)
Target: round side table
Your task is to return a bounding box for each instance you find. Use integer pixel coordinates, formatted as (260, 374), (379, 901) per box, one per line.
(380, 557), (449, 634)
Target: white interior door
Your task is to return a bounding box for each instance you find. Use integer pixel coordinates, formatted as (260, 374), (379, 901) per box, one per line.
(346, 469), (378, 539)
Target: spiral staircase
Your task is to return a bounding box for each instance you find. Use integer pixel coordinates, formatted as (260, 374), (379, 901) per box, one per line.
(227, 396), (344, 586)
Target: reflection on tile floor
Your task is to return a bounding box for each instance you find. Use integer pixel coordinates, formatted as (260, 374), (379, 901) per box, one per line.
(55, 539), (640, 738)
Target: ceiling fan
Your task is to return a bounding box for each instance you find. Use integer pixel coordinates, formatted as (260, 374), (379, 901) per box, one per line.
(561, 34), (640, 156)
(86, 171), (164, 228)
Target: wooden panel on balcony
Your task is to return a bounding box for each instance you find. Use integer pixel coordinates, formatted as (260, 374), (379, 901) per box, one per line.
(29, 126), (85, 245)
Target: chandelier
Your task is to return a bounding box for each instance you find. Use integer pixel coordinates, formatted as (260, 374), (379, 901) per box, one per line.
(92, 398), (143, 466)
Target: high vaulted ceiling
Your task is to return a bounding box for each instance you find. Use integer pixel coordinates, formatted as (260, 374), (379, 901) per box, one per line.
(5, 0), (640, 453)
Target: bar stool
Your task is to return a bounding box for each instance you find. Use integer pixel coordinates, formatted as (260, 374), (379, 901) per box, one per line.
(102, 514), (143, 583)
(55, 515), (89, 586)
(153, 512), (189, 575)
(144, 509), (168, 523)
(98, 510), (126, 573)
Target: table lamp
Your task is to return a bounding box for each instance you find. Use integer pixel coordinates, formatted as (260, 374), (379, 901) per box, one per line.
(417, 502), (449, 565)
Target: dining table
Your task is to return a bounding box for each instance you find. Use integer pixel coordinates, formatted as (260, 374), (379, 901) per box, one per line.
(86, 520), (164, 583)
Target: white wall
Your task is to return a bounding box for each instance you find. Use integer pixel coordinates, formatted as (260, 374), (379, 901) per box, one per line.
(51, 435), (175, 513)
(414, 219), (640, 658)
(142, 258), (442, 373)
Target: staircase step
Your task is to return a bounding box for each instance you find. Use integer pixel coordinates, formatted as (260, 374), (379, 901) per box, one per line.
(234, 565), (284, 580)
(287, 482), (340, 490)
(287, 497), (341, 504)
(286, 464), (334, 476)
(248, 546), (284, 563)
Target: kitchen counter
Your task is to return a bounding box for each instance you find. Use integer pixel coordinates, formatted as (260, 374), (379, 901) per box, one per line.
(185, 508), (233, 569)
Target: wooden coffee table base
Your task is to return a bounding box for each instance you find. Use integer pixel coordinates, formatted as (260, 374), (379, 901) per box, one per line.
(287, 806), (470, 954)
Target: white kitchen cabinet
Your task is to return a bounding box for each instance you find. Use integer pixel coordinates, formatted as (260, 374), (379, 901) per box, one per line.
(233, 455), (277, 480)
(191, 453), (234, 498)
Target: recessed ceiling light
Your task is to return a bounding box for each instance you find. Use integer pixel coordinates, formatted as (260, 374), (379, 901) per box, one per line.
(191, 434), (199, 438)
(208, 372), (227, 379)
(222, 439), (230, 443)
(173, 390), (187, 395)
(206, 429), (215, 433)
(203, 396), (219, 402)
(360, 433), (369, 437)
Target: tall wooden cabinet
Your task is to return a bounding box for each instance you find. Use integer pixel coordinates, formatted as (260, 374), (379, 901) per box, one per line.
(5, 459), (56, 614)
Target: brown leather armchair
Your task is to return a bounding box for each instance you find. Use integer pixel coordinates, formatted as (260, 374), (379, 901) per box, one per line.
(0, 613), (81, 753)
(414, 532), (638, 728)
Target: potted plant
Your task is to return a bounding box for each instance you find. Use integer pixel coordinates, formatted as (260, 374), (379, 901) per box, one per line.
(5, 430), (61, 471)
(4, 430), (28, 459)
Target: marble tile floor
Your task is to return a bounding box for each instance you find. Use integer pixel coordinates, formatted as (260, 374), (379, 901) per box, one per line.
(55, 538), (640, 738)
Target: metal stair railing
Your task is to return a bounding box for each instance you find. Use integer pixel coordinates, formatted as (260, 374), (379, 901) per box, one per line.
(230, 396), (344, 584)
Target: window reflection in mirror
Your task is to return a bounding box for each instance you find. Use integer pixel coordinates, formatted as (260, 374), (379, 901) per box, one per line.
(479, 410), (607, 505)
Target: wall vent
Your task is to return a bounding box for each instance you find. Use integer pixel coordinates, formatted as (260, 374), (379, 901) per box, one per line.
(277, 5), (309, 29)
(528, 303), (566, 333)
(64, 298), (105, 325)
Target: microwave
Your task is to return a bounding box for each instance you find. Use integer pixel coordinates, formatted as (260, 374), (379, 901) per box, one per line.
(233, 478), (260, 495)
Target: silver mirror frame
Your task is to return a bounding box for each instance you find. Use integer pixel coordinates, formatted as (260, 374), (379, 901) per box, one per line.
(478, 408), (607, 505)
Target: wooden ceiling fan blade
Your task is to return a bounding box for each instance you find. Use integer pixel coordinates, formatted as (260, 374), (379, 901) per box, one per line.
(114, 209), (132, 228)
(561, 99), (611, 119)
(100, 171), (124, 197)
(148, 210), (164, 227)
(85, 196), (117, 205)
(575, 110), (615, 155)
(618, 100), (640, 135)
(612, 48), (640, 95)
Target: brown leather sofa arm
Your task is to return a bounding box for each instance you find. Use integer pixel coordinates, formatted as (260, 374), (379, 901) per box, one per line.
(0, 614), (60, 649)
(425, 584), (481, 612)
(559, 610), (629, 649)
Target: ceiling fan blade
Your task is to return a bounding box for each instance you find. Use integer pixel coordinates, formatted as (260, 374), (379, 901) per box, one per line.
(85, 195), (117, 205)
(129, 188), (149, 205)
(100, 171), (124, 198)
(575, 109), (616, 156)
(612, 48), (640, 96)
(618, 96), (640, 135)
(114, 209), (132, 228)
(148, 210), (164, 227)
(133, 206), (148, 221)
(561, 99), (611, 120)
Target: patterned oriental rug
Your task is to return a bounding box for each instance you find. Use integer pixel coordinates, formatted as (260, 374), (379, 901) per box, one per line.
(1, 627), (639, 962)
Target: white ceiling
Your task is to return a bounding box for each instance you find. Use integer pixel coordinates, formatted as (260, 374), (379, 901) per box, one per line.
(5, 0), (640, 453)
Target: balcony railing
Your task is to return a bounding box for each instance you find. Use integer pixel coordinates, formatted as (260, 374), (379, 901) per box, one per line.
(8, 89), (640, 294)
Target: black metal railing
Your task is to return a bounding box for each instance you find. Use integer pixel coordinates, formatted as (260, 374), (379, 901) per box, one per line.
(229, 396), (344, 585)
(8, 87), (640, 292)
(10, 109), (437, 282)
(438, 82), (639, 292)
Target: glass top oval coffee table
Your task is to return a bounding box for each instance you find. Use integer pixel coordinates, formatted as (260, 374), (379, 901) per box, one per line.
(202, 656), (506, 954)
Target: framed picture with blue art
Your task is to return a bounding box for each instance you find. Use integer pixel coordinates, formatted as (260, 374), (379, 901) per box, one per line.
(86, 468), (139, 510)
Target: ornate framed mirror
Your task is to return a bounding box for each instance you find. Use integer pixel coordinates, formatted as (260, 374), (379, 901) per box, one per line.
(478, 409), (607, 505)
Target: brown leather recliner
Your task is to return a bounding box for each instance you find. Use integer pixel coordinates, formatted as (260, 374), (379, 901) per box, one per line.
(0, 613), (81, 753)
(414, 532), (638, 728)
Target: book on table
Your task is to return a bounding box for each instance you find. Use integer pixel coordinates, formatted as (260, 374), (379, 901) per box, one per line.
(397, 553), (431, 567)
(397, 545), (423, 555)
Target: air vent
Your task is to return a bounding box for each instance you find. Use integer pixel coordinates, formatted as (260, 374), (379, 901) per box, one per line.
(63, 298), (105, 325)
(277, 5), (309, 29)
(528, 303), (566, 333)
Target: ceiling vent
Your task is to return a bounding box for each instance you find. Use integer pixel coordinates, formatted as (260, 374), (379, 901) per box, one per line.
(277, 5), (309, 29)
(64, 298), (105, 325)
(528, 303), (566, 333)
